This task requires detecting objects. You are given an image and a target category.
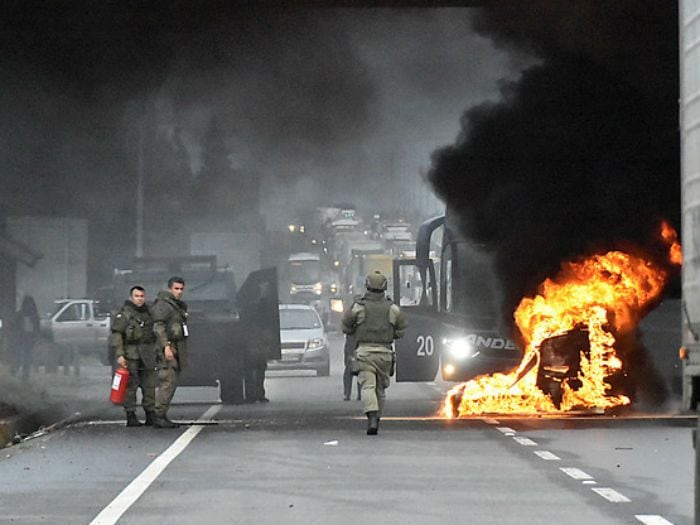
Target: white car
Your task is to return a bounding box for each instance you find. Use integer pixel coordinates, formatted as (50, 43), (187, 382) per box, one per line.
(269, 304), (330, 376)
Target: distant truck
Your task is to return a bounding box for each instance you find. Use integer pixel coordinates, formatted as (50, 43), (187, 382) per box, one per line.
(41, 299), (111, 364)
(346, 250), (393, 297)
(381, 221), (413, 242)
(331, 208), (361, 232)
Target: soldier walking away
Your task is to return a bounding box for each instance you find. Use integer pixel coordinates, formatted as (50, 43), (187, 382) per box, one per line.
(110, 286), (158, 427)
(342, 271), (406, 435)
(343, 333), (361, 401)
(152, 276), (188, 429)
(13, 295), (40, 382)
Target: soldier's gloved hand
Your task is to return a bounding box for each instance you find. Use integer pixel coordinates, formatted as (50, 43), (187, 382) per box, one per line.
(164, 344), (176, 362)
(117, 356), (127, 369)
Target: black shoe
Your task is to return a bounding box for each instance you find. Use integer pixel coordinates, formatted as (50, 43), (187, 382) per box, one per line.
(144, 411), (155, 427)
(126, 412), (143, 427)
(153, 414), (179, 429)
(259, 397), (270, 403)
(366, 411), (379, 435)
(343, 395), (350, 401)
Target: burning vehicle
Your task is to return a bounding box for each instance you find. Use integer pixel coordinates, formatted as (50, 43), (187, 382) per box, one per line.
(442, 223), (681, 417)
(391, 211), (682, 417)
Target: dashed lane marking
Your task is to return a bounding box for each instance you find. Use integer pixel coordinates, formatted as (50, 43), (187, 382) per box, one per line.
(513, 436), (538, 446)
(592, 487), (631, 503)
(497, 424), (672, 522)
(635, 515), (675, 525)
(534, 450), (560, 460)
(89, 404), (221, 525)
(560, 467), (594, 480)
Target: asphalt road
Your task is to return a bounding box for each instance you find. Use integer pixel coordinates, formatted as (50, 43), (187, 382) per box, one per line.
(0, 333), (695, 525)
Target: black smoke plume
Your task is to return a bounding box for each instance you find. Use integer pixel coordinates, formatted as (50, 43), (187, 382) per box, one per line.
(428, 2), (679, 407)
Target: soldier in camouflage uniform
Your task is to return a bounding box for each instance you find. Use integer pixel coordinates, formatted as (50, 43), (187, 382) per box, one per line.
(110, 286), (158, 427)
(342, 271), (407, 435)
(151, 276), (188, 429)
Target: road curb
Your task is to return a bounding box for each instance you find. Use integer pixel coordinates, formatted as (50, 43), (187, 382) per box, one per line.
(0, 405), (73, 448)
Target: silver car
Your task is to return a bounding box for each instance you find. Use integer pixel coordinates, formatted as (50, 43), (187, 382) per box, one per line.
(269, 304), (329, 376)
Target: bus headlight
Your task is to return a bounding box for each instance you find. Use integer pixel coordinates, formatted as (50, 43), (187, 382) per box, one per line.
(442, 337), (477, 360)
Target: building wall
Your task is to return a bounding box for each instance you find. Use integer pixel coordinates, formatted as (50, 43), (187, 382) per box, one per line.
(6, 216), (88, 316)
(682, 0), (700, 337)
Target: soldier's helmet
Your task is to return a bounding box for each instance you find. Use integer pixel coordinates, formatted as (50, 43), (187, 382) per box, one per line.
(365, 271), (388, 291)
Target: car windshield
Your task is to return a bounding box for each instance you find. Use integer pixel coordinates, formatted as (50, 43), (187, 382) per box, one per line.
(279, 309), (321, 330)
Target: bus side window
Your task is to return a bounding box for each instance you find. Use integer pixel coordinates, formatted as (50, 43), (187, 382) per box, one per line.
(442, 244), (453, 312)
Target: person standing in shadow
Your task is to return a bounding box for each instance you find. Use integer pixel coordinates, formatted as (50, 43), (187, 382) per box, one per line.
(14, 295), (40, 382)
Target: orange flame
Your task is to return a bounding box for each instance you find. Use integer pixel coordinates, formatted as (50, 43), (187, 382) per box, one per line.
(660, 220), (683, 265)
(443, 222), (682, 417)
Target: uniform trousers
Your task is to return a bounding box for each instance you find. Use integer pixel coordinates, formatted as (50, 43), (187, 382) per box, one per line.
(356, 345), (393, 415)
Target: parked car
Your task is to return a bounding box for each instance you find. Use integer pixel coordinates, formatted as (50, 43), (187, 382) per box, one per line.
(269, 304), (329, 376)
(41, 299), (111, 364)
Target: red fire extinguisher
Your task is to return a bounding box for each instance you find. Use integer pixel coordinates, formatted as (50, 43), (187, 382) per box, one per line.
(110, 367), (129, 405)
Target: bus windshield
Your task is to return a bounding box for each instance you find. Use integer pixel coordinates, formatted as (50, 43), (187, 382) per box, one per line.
(289, 260), (321, 285)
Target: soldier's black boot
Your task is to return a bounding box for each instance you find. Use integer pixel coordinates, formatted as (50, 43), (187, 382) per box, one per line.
(144, 411), (155, 427)
(366, 411), (379, 435)
(153, 413), (179, 429)
(126, 412), (142, 427)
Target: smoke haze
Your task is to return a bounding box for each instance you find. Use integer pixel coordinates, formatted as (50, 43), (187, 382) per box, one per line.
(0, 3), (522, 285)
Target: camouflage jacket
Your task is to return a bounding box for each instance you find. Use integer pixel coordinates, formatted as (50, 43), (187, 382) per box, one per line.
(151, 291), (189, 369)
(110, 301), (156, 365)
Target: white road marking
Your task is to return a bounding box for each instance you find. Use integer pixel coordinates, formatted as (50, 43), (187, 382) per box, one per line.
(560, 467), (593, 480)
(497, 426), (516, 435)
(534, 450), (560, 460)
(635, 515), (675, 525)
(513, 436), (538, 446)
(483, 418), (500, 425)
(582, 480), (597, 485)
(89, 405), (221, 525)
(592, 487), (631, 503)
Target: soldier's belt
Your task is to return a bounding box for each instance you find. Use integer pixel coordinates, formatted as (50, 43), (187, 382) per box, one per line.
(356, 343), (393, 351)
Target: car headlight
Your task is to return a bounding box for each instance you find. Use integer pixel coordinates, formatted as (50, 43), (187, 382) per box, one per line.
(442, 337), (477, 360)
(290, 284), (298, 294)
(330, 298), (344, 313)
(307, 338), (324, 349)
(313, 282), (323, 295)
